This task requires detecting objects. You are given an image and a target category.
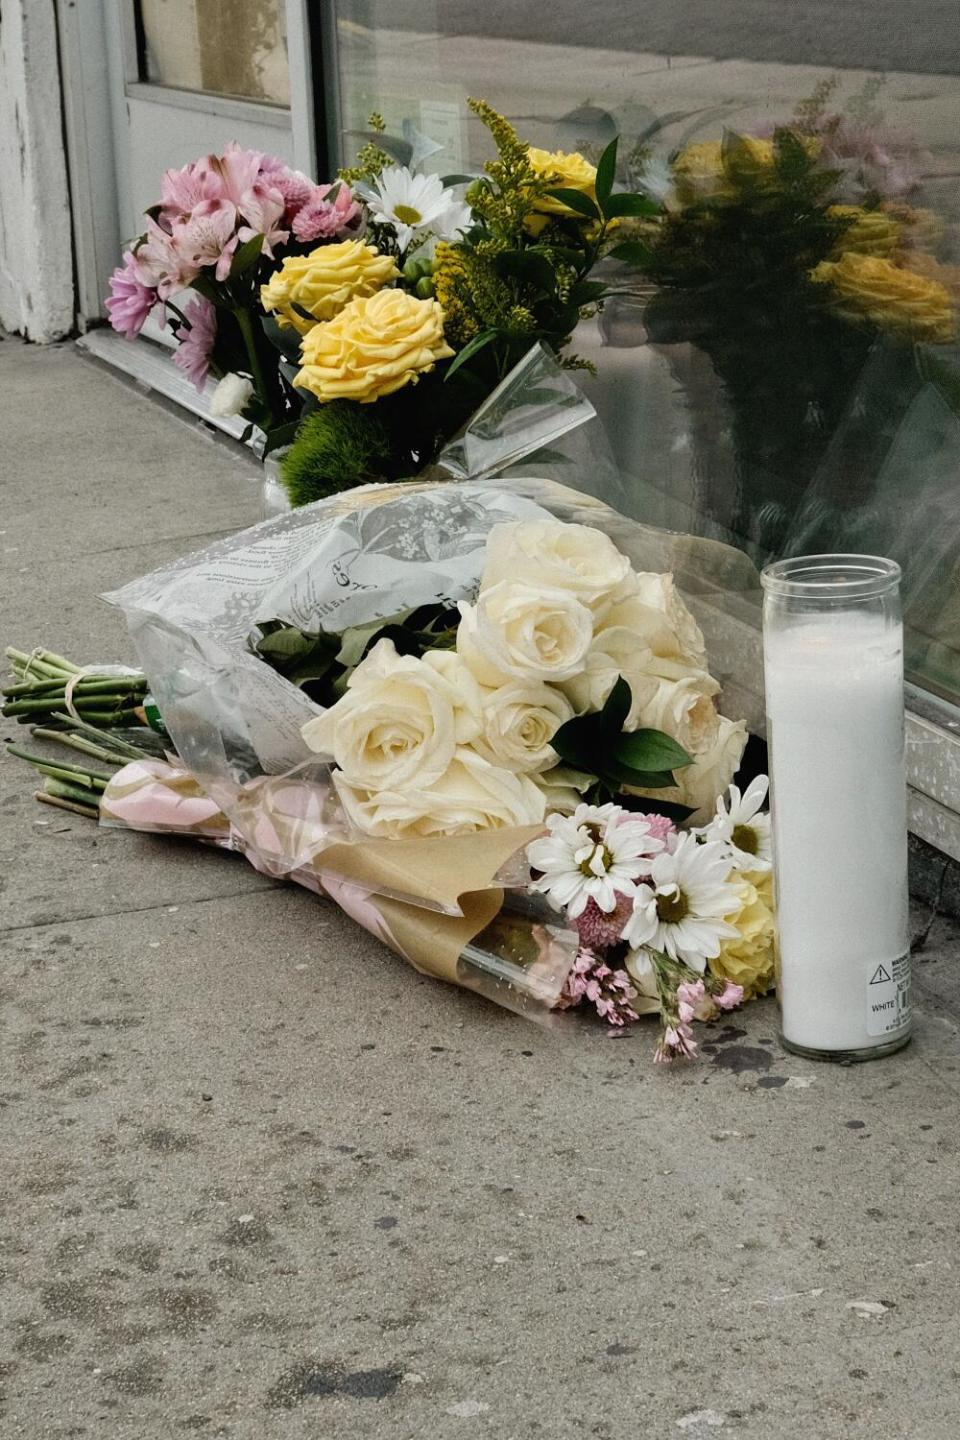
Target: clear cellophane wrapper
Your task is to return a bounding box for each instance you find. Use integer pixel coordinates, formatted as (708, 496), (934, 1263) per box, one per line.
(103, 346), (763, 1017)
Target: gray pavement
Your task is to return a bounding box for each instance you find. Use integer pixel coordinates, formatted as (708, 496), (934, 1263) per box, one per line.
(381, 0), (960, 76)
(3, 336), (960, 1437)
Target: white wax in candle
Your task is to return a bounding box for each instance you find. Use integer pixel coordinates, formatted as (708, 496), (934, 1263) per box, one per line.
(764, 610), (910, 1052)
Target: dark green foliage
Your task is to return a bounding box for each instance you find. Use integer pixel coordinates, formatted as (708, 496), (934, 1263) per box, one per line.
(280, 402), (394, 506)
(552, 676), (692, 804)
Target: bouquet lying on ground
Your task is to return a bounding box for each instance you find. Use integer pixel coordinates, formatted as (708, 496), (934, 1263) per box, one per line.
(5, 474), (774, 1059)
(106, 103), (655, 488)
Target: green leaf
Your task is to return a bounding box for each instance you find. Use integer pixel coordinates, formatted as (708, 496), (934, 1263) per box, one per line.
(229, 232), (265, 277)
(608, 239), (654, 267)
(595, 135), (619, 207)
(550, 712), (606, 768)
(493, 248), (557, 294)
(602, 192), (659, 218)
(614, 728), (693, 773)
(256, 627), (313, 660)
(189, 273), (224, 306)
(544, 187), (599, 220)
(440, 173), (476, 186)
(261, 313), (304, 362)
(444, 327), (499, 380)
(261, 420), (300, 457)
(569, 279), (607, 308)
(600, 676), (632, 737)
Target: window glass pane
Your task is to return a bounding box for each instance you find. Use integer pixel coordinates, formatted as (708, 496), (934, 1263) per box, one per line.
(138, 0), (290, 106)
(332, 1), (960, 706)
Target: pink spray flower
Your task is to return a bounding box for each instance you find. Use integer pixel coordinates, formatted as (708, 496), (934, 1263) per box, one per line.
(654, 1022), (698, 1063)
(715, 980), (745, 1012)
(293, 182), (365, 242)
(676, 978), (707, 1026)
(105, 250), (158, 339)
(235, 179), (289, 254)
(172, 294), (217, 391)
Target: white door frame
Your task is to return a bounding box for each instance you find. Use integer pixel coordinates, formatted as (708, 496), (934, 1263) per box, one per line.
(56, 0), (318, 328)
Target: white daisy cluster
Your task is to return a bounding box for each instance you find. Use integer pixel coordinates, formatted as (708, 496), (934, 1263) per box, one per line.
(528, 775), (771, 977)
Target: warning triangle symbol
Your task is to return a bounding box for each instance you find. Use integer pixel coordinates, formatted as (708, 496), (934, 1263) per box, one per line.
(869, 964), (892, 985)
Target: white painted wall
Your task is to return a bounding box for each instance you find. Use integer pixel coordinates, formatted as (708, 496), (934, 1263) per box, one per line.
(0, 0), (74, 341)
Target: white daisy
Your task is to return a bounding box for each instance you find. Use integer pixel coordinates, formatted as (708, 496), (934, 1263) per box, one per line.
(622, 833), (740, 969)
(360, 165), (470, 252)
(697, 774), (772, 872)
(527, 802), (665, 920)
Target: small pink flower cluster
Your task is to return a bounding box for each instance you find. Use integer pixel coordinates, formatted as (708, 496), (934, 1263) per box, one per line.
(564, 950), (639, 1028)
(653, 977), (743, 1063)
(105, 144), (364, 370)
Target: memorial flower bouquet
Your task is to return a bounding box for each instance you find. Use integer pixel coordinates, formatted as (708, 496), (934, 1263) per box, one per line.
(4, 475), (774, 1060)
(106, 105), (656, 491)
(642, 84), (959, 553)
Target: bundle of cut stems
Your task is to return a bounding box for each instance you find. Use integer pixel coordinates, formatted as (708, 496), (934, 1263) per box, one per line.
(2, 647), (146, 727)
(4, 720), (155, 820)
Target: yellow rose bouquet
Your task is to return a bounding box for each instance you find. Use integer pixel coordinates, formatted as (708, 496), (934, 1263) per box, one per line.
(257, 103), (657, 507)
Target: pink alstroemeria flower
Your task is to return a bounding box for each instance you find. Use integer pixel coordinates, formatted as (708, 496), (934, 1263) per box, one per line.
(105, 250), (158, 339)
(172, 294), (217, 390)
(158, 156), (225, 223)
(235, 179), (288, 254)
(171, 197), (240, 280)
(134, 217), (199, 299)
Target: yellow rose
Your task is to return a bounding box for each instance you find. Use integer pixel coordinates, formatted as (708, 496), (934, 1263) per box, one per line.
(828, 205), (901, 258)
(294, 289), (454, 404)
(810, 252), (956, 343)
(672, 133), (816, 205)
(260, 240), (399, 335)
(708, 872), (776, 999)
(526, 146), (598, 230)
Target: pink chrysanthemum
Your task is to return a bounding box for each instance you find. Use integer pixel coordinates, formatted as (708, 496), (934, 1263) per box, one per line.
(631, 812), (677, 846)
(292, 183), (365, 242)
(173, 295), (217, 391)
(105, 251), (157, 339)
(575, 893), (634, 951)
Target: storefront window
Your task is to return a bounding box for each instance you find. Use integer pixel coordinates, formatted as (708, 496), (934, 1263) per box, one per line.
(330, 1), (960, 708)
(138, 0), (290, 106)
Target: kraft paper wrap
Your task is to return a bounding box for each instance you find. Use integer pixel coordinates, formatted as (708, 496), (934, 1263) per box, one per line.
(101, 760), (545, 987)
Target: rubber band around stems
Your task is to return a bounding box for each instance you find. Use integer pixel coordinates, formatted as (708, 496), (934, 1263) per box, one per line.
(62, 666), (142, 724)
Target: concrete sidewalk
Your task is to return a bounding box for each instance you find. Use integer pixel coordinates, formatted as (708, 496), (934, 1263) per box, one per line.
(3, 335), (960, 1439)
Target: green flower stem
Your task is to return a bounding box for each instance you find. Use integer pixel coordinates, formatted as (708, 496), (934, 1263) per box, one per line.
(42, 776), (103, 809)
(34, 790), (100, 821)
(233, 305), (278, 429)
(5, 647), (80, 675)
(31, 729), (135, 766)
(5, 744), (112, 789)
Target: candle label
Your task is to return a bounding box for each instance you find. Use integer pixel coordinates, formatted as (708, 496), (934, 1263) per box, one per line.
(866, 953), (911, 1037)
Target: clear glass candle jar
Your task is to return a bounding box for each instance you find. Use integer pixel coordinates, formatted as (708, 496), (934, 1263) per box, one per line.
(761, 555), (911, 1061)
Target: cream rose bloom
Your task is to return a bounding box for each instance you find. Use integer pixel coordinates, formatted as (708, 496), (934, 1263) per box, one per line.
(457, 581), (594, 686)
(635, 673), (721, 757)
(300, 638), (482, 791)
(295, 289), (454, 404)
(480, 520), (633, 619)
(627, 574), (707, 667)
(473, 680), (574, 774)
(335, 748), (546, 838)
(260, 240), (399, 333)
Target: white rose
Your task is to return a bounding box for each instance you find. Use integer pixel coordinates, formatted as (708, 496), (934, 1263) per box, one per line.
(481, 519), (633, 617)
(472, 681), (574, 774)
(300, 638), (482, 791)
(628, 573), (706, 667)
(335, 747), (547, 838)
(626, 715), (747, 824)
(533, 764), (593, 816)
(635, 673), (720, 757)
(209, 372), (255, 417)
(457, 581), (594, 686)
(561, 623), (661, 721)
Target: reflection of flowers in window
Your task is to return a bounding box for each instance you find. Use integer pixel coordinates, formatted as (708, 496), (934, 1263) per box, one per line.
(811, 252), (956, 344)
